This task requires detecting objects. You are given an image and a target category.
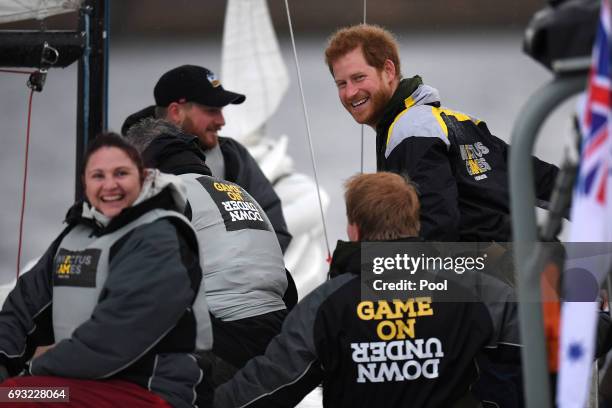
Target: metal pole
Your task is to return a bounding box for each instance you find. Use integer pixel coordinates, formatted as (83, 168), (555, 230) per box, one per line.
(510, 73), (586, 408)
(75, 0), (108, 201)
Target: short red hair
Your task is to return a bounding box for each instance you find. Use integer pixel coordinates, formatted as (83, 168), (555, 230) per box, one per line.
(325, 24), (401, 78)
(344, 172), (420, 240)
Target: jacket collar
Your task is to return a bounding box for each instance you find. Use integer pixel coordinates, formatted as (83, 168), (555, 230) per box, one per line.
(376, 76), (423, 135)
(143, 133), (209, 173)
(375, 76), (443, 168)
(329, 236), (426, 278)
(376, 76), (444, 133)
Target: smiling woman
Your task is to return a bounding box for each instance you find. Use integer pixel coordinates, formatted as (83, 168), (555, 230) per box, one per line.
(0, 133), (212, 408)
(83, 137), (145, 218)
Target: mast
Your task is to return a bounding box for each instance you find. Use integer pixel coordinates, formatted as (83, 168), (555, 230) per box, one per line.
(75, 0), (108, 200)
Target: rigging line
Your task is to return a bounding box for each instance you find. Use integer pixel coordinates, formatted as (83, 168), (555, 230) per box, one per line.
(0, 69), (35, 75)
(360, 0), (366, 173)
(82, 8), (91, 154)
(283, 0), (332, 260)
(103, 0), (110, 131)
(363, 0), (367, 23)
(16, 88), (35, 279)
(360, 121), (364, 173)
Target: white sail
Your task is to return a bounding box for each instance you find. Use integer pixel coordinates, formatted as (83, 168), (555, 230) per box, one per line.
(220, 0), (329, 302)
(221, 0), (289, 139)
(0, 0), (81, 24)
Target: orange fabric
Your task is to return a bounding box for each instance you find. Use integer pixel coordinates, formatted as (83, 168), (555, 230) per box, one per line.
(541, 262), (561, 373)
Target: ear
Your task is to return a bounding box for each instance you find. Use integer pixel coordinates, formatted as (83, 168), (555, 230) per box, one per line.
(347, 222), (361, 242)
(166, 102), (185, 125)
(382, 59), (396, 84)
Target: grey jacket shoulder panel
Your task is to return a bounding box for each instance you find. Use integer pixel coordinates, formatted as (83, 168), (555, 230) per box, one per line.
(384, 84), (481, 159)
(385, 104), (450, 158)
(28, 218), (204, 408)
(30, 218), (198, 378)
(180, 173), (287, 321)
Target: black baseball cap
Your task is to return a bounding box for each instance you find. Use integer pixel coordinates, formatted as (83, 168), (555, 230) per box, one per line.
(154, 65), (246, 108)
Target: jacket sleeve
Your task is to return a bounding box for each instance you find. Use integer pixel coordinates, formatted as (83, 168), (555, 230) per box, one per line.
(385, 136), (460, 241)
(222, 138), (292, 252)
(213, 277), (349, 407)
(0, 235), (60, 375)
(30, 219), (198, 379)
(469, 270), (522, 364)
(496, 136), (559, 210)
(533, 156), (560, 209)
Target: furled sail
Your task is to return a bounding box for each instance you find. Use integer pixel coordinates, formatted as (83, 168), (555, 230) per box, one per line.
(0, 0), (81, 24)
(221, 0), (329, 299)
(221, 0), (289, 139)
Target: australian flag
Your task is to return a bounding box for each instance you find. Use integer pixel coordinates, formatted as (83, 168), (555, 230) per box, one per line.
(557, 0), (612, 407)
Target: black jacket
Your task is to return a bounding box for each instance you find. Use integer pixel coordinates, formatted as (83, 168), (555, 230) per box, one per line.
(214, 239), (515, 408)
(376, 78), (559, 242)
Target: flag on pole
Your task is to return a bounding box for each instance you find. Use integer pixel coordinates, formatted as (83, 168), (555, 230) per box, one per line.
(557, 0), (612, 406)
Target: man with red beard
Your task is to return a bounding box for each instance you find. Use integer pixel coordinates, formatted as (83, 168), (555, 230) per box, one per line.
(325, 24), (559, 243)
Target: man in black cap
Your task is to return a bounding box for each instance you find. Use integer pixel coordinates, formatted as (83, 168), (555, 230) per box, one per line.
(122, 64), (292, 252)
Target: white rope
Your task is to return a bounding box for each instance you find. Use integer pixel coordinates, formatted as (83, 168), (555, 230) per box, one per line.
(283, 0), (331, 258)
(363, 0), (367, 23)
(360, 0), (367, 173)
(360, 125), (364, 173)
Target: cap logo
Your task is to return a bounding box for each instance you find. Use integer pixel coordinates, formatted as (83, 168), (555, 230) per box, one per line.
(206, 72), (221, 88)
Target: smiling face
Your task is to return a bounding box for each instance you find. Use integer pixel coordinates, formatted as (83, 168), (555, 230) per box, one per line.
(332, 47), (397, 128)
(84, 147), (143, 218)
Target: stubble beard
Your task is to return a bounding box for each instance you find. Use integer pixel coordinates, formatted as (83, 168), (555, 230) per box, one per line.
(182, 117), (218, 149)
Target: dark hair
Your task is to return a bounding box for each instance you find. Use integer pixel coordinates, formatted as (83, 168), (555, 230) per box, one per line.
(81, 132), (145, 181)
(344, 172), (420, 240)
(325, 24), (401, 79)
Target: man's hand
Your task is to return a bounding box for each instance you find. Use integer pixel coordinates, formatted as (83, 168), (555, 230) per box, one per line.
(33, 344), (55, 358)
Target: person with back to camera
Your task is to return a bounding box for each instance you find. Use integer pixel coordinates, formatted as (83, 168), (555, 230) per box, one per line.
(124, 118), (296, 387)
(121, 64), (292, 253)
(0, 133), (212, 408)
(214, 172), (518, 408)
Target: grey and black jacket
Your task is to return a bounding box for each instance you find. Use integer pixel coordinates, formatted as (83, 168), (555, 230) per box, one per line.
(214, 239), (519, 408)
(122, 105), (292, 252)
(0, 171), (211, 408)
(376, 77), (559, 242)
(142, 132), (289, 322)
